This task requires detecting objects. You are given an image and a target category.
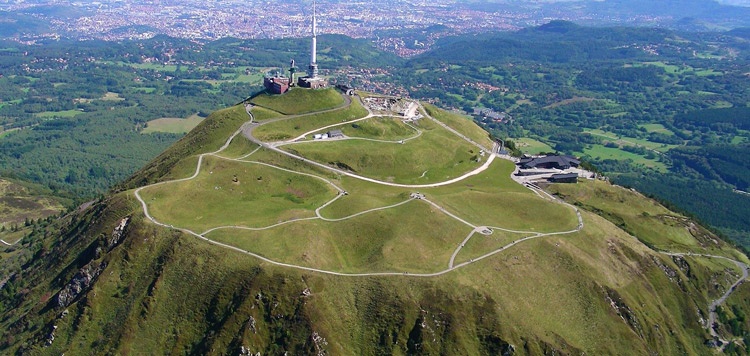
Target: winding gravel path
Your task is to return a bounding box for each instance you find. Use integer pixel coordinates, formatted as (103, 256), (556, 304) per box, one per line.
(244, 120), (498, 189)
(661, 252), (749, 346)
(0, 239), (19, 246)
(130, 94), (748, 341)
(133, 95), (580, 278)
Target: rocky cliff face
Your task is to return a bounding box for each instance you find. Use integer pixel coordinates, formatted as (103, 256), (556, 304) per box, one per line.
(55, 217), (129, 309)
(55, 261), (106, 309)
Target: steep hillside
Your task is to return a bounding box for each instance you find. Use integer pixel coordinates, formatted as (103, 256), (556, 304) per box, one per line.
(1, 90), (748, 354)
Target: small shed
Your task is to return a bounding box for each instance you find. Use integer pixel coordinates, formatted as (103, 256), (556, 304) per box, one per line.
(549, 173), (578, 183)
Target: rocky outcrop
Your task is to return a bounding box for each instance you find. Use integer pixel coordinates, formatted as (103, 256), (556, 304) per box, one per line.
(108, 217), (130, 250)
(56, 261), (106, 308)
(246, 316), (256, 334)
(603, 286), (644, 338)
(54, 218), (127, 309)
(672, 255), (692, 278)
(311, 331), (328, 356)
(44, 325), (57, 347)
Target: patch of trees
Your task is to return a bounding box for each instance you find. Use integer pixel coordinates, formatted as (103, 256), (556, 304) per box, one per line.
(576, 66), (664, 91)
(674, 107), (750, 131)
(668, 144), (750, 191)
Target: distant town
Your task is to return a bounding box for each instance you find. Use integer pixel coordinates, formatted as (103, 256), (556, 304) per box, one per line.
(0, 0), (716, 56)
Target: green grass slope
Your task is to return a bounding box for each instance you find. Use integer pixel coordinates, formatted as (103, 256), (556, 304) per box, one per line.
(207, 200), (472, 274)
(2, 93), (749, 355)
(250, 87), (345, 115)
(423, 103), (495, 150)
(0, 191), (745, 354)
(283, 116), (485, 184)
(140, 156), (337, 232)
(116, 105), (250, 191)
(0, 178), (66, 230)
(253, 98), (367, 141)
(548, 180), (749, 262)
(318, 116), (419, 141)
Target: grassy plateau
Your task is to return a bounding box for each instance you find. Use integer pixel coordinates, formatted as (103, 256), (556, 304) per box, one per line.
(250, 87), (345, 115)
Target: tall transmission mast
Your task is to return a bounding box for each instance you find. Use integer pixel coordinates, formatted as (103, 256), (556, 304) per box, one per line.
(309, 0), (319, 78)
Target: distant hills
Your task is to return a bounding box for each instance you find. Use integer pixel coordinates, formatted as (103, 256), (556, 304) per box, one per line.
(467, 0), (750, 30)
(410, 21), (677, 64)
(401, 21), (750, 247)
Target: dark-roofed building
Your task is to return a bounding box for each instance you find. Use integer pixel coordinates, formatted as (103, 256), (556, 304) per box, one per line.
(336, 84), (355, 96)
(549, 173), (579, 183)
(518, 155), (580, 170)
(328, 129), (344, 138)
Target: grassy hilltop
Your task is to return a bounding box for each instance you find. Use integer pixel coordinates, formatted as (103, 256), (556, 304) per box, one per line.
(1, 89), (749, 354)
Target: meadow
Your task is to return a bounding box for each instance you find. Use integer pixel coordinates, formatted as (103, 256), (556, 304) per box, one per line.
(134, 90), (581, 274)
(317, 116), (419, 141)
(423, 103), (495, 150)
(282, 117), (486, 184)
(252, 99), (368, 141)
(514, 137), (555, 154)
(207, 200), (473, 274)
(548, 180), (750, 262)
(250, 87), (345, 115)
(139, 156), (338, 232)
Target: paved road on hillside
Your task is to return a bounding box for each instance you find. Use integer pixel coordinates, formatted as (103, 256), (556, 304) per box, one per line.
(242, 117), (499, 189)
(130, 92), (748, 343)
(661, 251), (749, 347)
(133, 93), (583, 278)
(0, 239), (19, 246)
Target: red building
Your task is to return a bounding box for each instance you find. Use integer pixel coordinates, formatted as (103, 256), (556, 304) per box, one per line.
(264, 76), (290, 94)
